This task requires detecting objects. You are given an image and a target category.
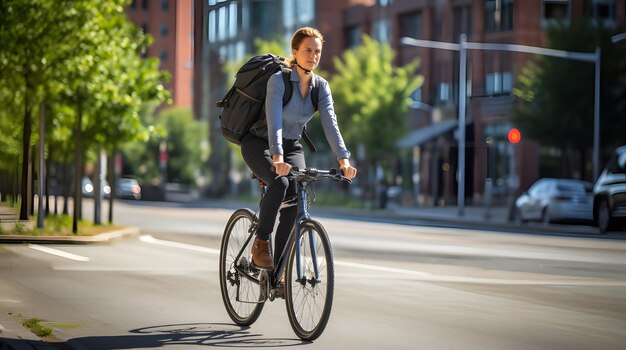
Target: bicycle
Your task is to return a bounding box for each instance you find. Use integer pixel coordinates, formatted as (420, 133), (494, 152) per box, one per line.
(219, 167), (351, 340)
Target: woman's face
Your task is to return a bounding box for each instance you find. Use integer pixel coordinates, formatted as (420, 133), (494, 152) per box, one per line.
(293, 36), (322, 72)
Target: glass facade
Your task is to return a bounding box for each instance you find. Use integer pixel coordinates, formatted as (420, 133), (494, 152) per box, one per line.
(206, 0), (315, 62)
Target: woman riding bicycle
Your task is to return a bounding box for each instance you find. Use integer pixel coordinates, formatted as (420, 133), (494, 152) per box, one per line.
(240, 27), (357, 271)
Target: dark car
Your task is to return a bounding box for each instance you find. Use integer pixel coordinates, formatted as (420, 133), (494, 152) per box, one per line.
(514, 178), (593, 224)
(116, 178), (142, 200)
(593, 145), (626, 233)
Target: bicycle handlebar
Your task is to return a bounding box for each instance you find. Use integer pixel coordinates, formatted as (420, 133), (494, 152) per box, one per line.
(270, 167), (352, 184)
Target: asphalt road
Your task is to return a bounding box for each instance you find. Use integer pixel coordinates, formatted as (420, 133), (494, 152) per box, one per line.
(1, 200), (626, 349)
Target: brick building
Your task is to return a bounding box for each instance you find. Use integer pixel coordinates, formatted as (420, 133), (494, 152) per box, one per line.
(343, 0), (626, 206)
(126, 0), (194, 108)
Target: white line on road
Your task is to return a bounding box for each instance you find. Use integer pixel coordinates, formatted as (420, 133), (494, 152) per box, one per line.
(335, 261), (432, 277)
(139, 234), (220, 255)
(28, 244), (90, 262)
(138, 235), (626, 286)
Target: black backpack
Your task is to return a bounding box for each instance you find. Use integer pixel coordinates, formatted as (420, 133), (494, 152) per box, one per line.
(216, 53), (319, 151)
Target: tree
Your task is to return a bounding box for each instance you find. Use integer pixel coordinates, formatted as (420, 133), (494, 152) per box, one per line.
(121, 108), (207, 186)
(0, 0), (92, 220)
(0, 0), (169, 230)
(512, 20), (626, 179)
(327, 36), (422, 197)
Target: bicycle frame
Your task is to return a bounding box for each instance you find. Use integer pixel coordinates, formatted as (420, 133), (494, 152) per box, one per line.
(232, 174), (319, 298)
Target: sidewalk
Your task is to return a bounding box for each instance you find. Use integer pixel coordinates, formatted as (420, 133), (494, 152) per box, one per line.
(315, 203), (603, 236)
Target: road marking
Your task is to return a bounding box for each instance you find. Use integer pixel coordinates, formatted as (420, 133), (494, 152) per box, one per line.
(335, 261), (432, 277)
(139, 235), (220, 255)
(335, 261), (626, 286)
(138, 235), (626, 286)
(28, 244), (90, 262)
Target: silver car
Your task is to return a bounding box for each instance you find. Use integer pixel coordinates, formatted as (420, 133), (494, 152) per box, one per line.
(514, 178), (593, 224)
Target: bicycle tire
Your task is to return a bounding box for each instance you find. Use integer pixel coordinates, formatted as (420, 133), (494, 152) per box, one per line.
(285, 219), (334, 340)
(219, 208), (265, 326)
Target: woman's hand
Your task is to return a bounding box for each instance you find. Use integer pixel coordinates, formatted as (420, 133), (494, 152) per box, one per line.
(272, 154), (292, 176)
(338, 158), (357, 180)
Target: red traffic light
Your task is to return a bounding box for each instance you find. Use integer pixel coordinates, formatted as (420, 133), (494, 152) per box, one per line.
(508, 128), (521, 144)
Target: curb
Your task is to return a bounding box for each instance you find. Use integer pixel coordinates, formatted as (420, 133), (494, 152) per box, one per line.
(0, 312), (57, 350)
(0, 226), (141, 244)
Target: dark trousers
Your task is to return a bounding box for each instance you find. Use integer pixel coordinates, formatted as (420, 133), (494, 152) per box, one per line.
(240, 134), (305, 265)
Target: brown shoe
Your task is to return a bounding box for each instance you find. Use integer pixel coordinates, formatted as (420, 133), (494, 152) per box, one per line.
(251, 237), (274, 270)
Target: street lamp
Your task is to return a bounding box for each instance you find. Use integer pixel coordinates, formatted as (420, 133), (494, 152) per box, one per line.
(612, 32), (626, 44)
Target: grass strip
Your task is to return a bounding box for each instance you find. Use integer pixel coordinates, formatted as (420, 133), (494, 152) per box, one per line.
(21, 318), (53, 337)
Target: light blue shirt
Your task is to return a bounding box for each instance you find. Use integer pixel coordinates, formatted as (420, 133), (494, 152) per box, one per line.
(265, 69), (351, 161)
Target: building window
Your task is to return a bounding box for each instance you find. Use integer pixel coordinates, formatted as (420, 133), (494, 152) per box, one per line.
(160, 24), (168, 37)
(438, 82), (451, 103)
(484, 53), (512, 96)
(586, 0), (616, 27)
(130, 0), (136, 9)
(159, 50), (168, 63)
(250, 0), (277, 37)
(400, 11), (421, 39)
(485, 0), (513, 32)
(142, 0), (148, 10)
(542, 0), (571, 27)
(372, 18), (391, 43)
(345, 26), (361, 48)
(485, 72), (512, 95)
(161, 0), (168, 11)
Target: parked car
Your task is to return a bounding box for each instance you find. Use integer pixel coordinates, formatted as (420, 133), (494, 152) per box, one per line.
(116, 178), (142, 200)
(514, 178), (593, 224)
(593, 145), (626, 233)
(82, 177), (111, 199)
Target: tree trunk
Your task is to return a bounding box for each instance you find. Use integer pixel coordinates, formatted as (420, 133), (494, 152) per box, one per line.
(62, 152), (70, 215)
(107, 148), (116, 224)
(72, 104), (83, 234)
(19, 92), (32, 220)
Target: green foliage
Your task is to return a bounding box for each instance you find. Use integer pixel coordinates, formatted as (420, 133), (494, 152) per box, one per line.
(0, 0), (170, 222)
(21, 318), (53, 337)
(329, 36), (423, 164)
(121, 108), (208, 185)
(512, 20), (626, 155)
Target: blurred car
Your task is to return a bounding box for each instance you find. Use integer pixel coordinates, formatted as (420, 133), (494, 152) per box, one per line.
(593, 145), (626, 233)
(514, 178), (593, 224)
(116, 178), (142, 200)
(82, 177), (111, 199)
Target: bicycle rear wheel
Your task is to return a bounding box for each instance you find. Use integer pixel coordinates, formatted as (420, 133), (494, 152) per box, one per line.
(285, 220), (334, 341)
(219, 208), (264, 326)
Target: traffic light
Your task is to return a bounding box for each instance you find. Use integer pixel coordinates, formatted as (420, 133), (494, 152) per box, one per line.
(508, 128), (521, 144)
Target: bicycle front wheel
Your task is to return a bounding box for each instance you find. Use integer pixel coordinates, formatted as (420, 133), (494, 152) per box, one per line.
(219, 208), (264, 326)
(285, 220), (334, 341)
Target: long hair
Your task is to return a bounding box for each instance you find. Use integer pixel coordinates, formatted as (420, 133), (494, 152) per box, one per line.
(285, 27), (324, 68)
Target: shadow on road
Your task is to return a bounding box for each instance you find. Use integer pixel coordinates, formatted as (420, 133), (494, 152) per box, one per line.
(64, 323), (308, 348)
